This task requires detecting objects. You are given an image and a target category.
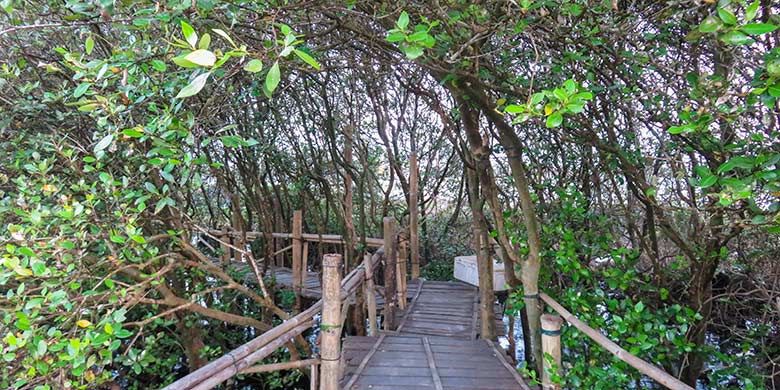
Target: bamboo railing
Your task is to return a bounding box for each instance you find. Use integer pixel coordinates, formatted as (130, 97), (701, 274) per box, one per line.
(165, 214), (404, 390)
(537, 293), (694, 390)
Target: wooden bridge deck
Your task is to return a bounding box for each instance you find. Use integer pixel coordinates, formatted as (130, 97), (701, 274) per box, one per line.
(266, 267), (504, 334)
(342, 281), (528, 390)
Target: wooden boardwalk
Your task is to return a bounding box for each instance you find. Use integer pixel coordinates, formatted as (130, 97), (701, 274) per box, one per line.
(342, 281), (528, 390)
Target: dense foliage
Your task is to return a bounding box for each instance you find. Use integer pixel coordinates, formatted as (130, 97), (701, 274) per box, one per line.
(1, 0), (779, 389)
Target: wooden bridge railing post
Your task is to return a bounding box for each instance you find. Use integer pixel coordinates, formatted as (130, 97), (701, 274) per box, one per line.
(397, 239), (408, 310)
(382, 217), (398, 331)
(363, 253), (378, 336)
(220, 225), (230, 265)
(320, 254), (342, 390)
(292, 210), (303, 312)
(541, 313), (563, 390)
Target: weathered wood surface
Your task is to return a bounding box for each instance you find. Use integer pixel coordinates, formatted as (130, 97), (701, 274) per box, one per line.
(343, 280), (524, 389)
(249, 265), (427, 312)
(396, 280), (505, 339)
(342, 335), (531, 390)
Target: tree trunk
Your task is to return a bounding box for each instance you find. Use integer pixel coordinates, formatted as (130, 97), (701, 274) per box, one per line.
(465, 160), (496, 340)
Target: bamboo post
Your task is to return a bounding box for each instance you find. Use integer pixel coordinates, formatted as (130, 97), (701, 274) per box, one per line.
(397, 240), (408, 310)
(231, 207), (243, 263)
(310, 363), (318, 390)
(320, 254), (342, 390)
(292, 210), (303, 311)
(363, 253), (378, 336)
(302, 240), (309, 289)
(220, 225), (230, 265)
(382, 217), (397, 331)
(409, 151), (420, 279)
(541, 314), (563, 390)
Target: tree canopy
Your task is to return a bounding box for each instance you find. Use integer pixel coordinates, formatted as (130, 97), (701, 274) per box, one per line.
(1, 0), (779, 389)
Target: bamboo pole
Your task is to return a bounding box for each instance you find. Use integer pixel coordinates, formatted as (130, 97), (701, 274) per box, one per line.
(320, 254), (343, 390)
(409, 151), (420, 279)
(540, 293), (693, 390)
(382, 217), (397, 331)
(302, 240), (309, 289)
(231, 206), (243, 263)
(363, 253), (378, 336)
(164, 248), (384, 390)
(220, 225), (229, 265)
(239, 358), (319, 374)
(292, 210), (303, 312)
(310, 362), (318, 389)
(206, 229), (384, 247)
(541, 314), (563, 390)
(397, 240), (407, 310)
(189, 322), (311, 390)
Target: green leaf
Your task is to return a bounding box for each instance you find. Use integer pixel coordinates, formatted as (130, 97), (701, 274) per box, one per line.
(31, 261), (46, 276)
(154, 197), (173, 214)
(668, 124), (695, 134)
(94, 134), (113, 154)
(198, 33), (211, 50)
(699, 175), (718, 188)
(172, 54), (199, 69)
(294, 49), (321, 70)
(37, 340), (47, 356)
(266, 62), (281, 94)
(407, 31), (429, 42)
(212, 29), (236, 48)
(85, 36), (94, 55)
(720, 31), (754, 46)
(741, 23), (778, 35)
(122, 128), (143, 138)
(564, 79), (576, 94)
(397, 11), (409, 30)
(402, 45), (424, 59)
(546, 112), (563, 128)
(386, 31), (405, 43)
(184, 50), (216, 67)
(717, 156), (755, 174)
(176, 72), (210, 99)
(717, 8), (737, 25)
(745, 0), (760, 22)
(181, 20), (197, 47)
(698, 16), (721, 33)
(73, 83), (90, 98)
(505, 104), (524, 113)
(243, 59), (263, 73)
(150, 60), (167, 72)
(530, 92), (545, 105)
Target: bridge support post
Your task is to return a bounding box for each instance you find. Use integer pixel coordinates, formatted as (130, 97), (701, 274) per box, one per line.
(292, 210), (303, 312)
(541, 313), (563, 390)
(220, 225), (230, 265)
(382, 217), (398, 331)
(397, 239), (407, 310)
(320, 254), (342, 390)
(363, 253), (378, 336)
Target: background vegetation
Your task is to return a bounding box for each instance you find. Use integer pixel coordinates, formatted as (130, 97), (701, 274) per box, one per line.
(1, 0), (778, 389)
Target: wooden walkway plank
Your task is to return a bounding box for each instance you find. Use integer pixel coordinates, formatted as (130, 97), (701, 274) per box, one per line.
(343, 334), (387, 389)
(342, 280), (531, 390)
(422, 337), (444, 390)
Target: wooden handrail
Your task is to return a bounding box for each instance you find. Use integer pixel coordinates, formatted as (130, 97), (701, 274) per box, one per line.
(207, 229), (384, 247)
(239, 358), (320, 374)
(162, 247), (385, 390)
(539, 293), (693, 390)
